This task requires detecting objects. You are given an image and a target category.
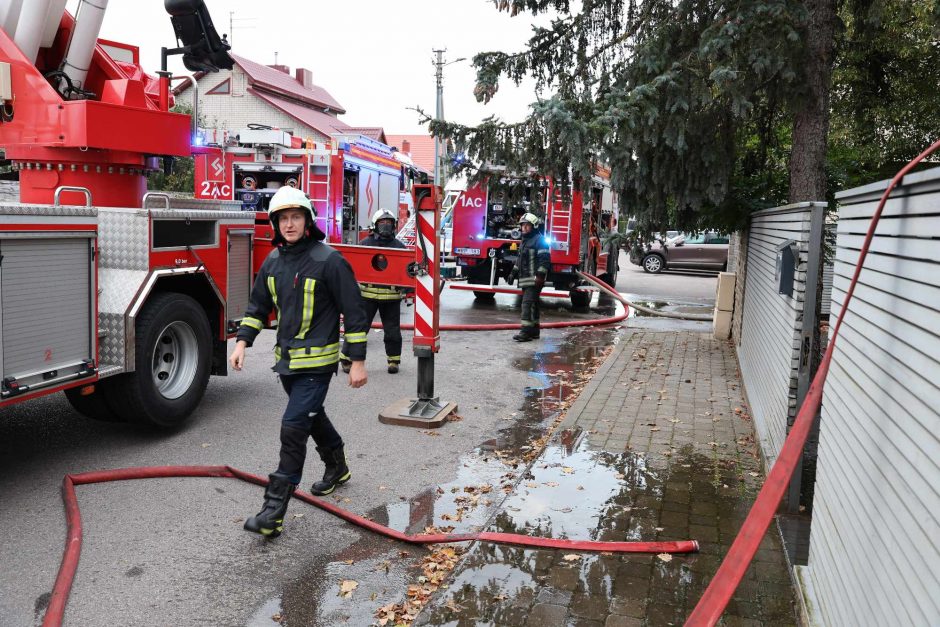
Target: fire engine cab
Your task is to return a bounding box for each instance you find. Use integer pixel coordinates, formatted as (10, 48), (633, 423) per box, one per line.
(193, 128), (426, 251)
(450, 168), (618, 307)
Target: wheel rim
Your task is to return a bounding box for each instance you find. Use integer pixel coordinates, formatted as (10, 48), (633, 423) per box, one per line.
(645, 256), (661, 272)
(151, 321), (199, 400)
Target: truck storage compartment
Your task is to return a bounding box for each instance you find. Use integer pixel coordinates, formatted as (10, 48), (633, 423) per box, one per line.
(0, 235), (96, 397)
(226, 231), (252, 328)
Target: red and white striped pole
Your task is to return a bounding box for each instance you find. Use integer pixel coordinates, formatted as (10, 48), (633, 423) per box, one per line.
(412, 185), (441, 401)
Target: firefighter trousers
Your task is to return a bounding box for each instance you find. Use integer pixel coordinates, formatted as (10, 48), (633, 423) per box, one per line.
(520, 286), (542, 337)
(274, 373), (342, 484)
(363, 298), (403, 363)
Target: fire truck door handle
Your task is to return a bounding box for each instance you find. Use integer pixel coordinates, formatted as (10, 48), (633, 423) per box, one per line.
(54, 186), (92, 207)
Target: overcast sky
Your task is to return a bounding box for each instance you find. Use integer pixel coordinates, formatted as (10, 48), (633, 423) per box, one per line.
(80, 0), (546, 134)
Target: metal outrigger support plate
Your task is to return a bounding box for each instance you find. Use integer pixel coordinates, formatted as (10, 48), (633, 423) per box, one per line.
(378, 397), (458, 428)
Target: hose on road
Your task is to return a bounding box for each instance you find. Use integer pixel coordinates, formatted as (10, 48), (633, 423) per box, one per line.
(577, 271), (714, 321)
(45, 465), (699, 627)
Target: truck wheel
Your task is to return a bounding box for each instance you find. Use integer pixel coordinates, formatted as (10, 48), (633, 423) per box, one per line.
(642, 254), (664, 274)
(64, 381), (124, 422)
(570, 288), (591, 308)
(107, 292), (212, 429)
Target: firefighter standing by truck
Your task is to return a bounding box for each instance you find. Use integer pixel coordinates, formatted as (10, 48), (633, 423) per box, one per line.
(229, 186), (370, 538)
(513, 213), (551, 342)
(341, 208), (407, 374)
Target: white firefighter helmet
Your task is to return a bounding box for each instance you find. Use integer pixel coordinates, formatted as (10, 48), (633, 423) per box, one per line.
(371, 207), (398, 230)
(268, 186), (323, 241)
(519, 212), (541, 228)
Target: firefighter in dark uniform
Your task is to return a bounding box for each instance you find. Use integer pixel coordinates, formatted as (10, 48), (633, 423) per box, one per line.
(513, 212), (551, 342)
(229, 186), (370, 538)
(340, 208), (407, 374)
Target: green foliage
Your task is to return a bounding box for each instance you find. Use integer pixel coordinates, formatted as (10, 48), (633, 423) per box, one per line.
(828, 0), (940, 191)
(430, 0), (940, 234)
(147, 103), (195, 194)
(432, 0), (806, 235)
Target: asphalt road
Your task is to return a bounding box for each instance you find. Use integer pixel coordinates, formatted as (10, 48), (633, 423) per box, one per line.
(0, 271), (716, 626)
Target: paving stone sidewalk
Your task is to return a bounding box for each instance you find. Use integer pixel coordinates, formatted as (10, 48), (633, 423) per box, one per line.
(417, 330), (798, 626)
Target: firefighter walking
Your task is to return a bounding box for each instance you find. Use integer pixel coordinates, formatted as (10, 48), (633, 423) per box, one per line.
(513, 212), (551, 342)
(342, 208), (407, 374)
(229, 186), (370, 538)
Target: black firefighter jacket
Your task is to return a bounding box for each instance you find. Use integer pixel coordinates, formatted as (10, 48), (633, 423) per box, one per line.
(515, 232), (551, 287)
(237, 238), (369, 374)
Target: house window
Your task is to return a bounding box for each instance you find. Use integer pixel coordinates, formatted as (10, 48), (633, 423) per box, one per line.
(206, 78), (231, 95)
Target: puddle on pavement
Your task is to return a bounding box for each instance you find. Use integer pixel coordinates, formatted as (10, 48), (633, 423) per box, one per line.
(419, 437), (795, 626)
(270, 325), (621, 625)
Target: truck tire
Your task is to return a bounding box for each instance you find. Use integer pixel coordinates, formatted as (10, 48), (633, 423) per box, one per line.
(569, 288), (591, 308)
(64, 381), (124, 422)
(106, 292), (212, 429)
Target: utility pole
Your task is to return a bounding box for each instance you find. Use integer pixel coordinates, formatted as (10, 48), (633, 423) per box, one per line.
(432, 50), (465, 186)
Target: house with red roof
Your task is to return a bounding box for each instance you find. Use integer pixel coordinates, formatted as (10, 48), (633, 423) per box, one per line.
(176, 54), (386, 145)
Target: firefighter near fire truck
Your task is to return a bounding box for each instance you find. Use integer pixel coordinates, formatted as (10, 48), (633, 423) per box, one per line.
(228, 186), (370, 538)
(512, 212), (551, 342)
(341, 208), (408, 374)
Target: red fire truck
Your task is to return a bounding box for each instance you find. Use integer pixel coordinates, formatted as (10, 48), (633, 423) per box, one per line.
(450, 168), (618, 307)
(0, 0), (277, 428)
(193, 128), (427, 253)
(0, 1), (434, 429)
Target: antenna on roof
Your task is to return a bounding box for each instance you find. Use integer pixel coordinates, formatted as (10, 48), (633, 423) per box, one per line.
(274, 51), (278, 65)
(227, 11), (256, 49)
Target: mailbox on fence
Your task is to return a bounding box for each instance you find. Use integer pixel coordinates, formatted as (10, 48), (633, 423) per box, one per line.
(776, 240), (799, 297)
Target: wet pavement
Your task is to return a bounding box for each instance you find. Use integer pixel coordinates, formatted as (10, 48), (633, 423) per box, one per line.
(415, 331), (798, 626)
(0, 271), (780, 626)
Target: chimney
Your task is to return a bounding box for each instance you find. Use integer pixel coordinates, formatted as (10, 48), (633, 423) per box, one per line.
(294, 68), (313, 89)
(402, 139), (411, 155)
(267, 64), (290, 74)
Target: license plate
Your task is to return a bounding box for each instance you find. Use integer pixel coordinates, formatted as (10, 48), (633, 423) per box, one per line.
(455, 247), (481, 256)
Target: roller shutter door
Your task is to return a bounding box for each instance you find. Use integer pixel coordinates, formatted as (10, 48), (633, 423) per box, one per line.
(1, 237), (94, 381)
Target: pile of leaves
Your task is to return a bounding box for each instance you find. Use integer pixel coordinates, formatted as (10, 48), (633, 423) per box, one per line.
(374, 546), (466, 626)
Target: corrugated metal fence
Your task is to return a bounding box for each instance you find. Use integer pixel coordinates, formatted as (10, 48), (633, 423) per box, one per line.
(802, 168), (940, 626)
(736, 203), (826, 478)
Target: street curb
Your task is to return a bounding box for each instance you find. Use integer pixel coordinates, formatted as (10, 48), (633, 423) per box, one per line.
(555, 331), (631, 433)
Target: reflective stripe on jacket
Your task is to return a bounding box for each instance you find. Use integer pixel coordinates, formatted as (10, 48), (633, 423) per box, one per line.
(236, 238), (369, 374)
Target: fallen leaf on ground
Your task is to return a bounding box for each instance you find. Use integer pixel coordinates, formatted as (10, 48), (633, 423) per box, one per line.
(543, 481), (559, 487)
(562, 467), (574, 474)
(339, 579), (358, 597)
(657, 553), (673, 563)
(563, 554), (582, 561)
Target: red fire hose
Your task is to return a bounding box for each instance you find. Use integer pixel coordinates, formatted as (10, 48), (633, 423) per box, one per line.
(45, 465), (698, 627)
(684, 138), (940, 626)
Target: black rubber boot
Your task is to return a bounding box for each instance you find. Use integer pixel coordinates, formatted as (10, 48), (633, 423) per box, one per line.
(244, 474), (296, 538)
(310, 445), (351, 496)
(513, 332), (539, 342)
(387, 360), (399, 374)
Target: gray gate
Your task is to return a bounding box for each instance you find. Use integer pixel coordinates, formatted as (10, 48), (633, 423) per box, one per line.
(736, 202), (827, 509)
(801, 167), (940, 626)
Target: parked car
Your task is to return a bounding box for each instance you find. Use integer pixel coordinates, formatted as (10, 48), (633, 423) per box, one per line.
(630, 231), (729, 273)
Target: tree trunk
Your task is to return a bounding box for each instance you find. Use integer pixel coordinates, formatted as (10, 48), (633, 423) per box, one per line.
(788, 0), (838, 203)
